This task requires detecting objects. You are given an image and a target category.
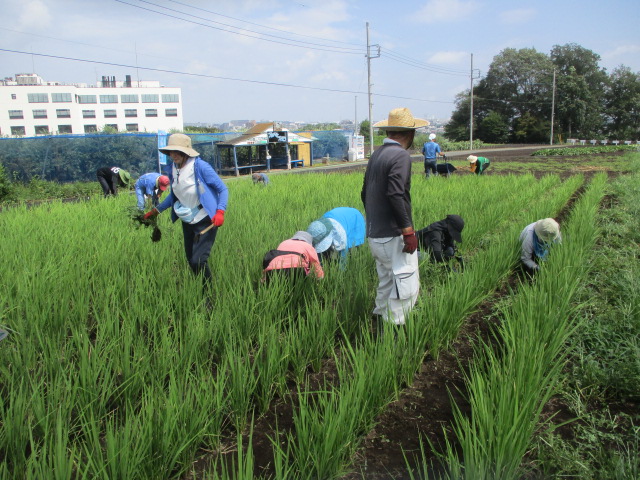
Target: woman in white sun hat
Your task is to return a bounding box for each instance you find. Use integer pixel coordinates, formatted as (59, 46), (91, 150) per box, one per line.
(143, 133), (229, 299)
(467, 154), (491, 175)
(519, 218), (562, 274)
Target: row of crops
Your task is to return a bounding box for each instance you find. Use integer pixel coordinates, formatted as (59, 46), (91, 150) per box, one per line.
(0, 166), (606, 478)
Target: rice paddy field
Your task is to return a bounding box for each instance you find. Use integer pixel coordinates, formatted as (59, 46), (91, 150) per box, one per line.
(1, 148), (639, 479)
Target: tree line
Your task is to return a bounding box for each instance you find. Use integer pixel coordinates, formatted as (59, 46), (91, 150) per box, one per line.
(445, 43), (640, 143)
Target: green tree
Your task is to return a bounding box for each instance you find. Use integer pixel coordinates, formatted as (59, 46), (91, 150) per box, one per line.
(477, 111), (510, 143)
(604, 66), (640, 139)
(550, 43), (608, 138)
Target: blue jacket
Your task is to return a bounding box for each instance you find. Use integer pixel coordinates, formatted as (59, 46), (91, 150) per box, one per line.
(135, 172), (161, 196)
(157, 158), (229, 223)
(323, 207), (366, 251)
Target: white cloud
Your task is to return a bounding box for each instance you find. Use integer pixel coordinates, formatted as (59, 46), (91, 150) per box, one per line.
(18, 0), (52, 30)
(499, 8), (537, 24)
(414, 0), (480, 24)
(428, 51), (468, 64)
(604, 44), (640, 58)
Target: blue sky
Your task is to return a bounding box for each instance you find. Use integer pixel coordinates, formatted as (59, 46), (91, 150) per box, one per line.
(1, 0), (639, 125)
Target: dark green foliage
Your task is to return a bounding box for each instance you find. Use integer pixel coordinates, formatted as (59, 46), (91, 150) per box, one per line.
(531, 145), (637, 156)
(0, 163), (14, 202)
(129, 207), (162, 243)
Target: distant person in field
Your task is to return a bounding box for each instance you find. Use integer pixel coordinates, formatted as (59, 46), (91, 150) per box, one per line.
(262, 231), (324, 284)
(96, 166), (131, 197)
(519, 218), (562, 274)
(252, 172), (270, 185)
(134, 172), (170, 211)
(422, 133), (445, 178)
(143, 134), (228, 302)
(361, 107), (426, 327)
(468, 155), (490, 175)
(416, 214), (464, 263)
(306, 207), (366, 266)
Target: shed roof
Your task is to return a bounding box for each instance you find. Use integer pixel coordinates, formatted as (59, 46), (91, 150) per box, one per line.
(218, 122), (314, 146)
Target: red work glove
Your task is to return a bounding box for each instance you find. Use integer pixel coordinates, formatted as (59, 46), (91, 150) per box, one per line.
(402, 228), (418, 254)
(143, 208), (159, 220)
(212, 209), (225, 227)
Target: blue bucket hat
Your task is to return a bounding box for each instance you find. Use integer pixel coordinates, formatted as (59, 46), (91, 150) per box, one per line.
(307, 218), (335, 253)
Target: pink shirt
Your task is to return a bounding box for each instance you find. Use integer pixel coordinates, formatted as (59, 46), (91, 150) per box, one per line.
(263, 239), (324, 279)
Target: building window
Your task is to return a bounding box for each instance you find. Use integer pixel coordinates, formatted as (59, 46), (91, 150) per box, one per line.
(121, 94), (139, 103)
(77, 95), (97, 104)
(58, 125), (73, 134)
(126, 123), (139, 132)
(28, 93), (49, 103)
(162, 94), (179, 103)
(32, 109), (48, 119)
(100, 94), (118, 104)
(125, 109), (137, 118)
(165, 108), (178, 117)
(104, 124), (118, 131)
(104, 109), (117, 118)
(8, 110), (24, 119)
(35, 125), (50, 135)
(141, 94), (159, 103)
(82, 110), (96, 118)
(56, 109), (71, 118)
(52, 93), (72, 103)
(11, 94), (16, 100)
(145, 109), (158, 117)
(11, 126), (26, 136)
(84, 125), (98, 133)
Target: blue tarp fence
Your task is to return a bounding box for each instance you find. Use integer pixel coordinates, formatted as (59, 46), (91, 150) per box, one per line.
(0, 130), (352, 183)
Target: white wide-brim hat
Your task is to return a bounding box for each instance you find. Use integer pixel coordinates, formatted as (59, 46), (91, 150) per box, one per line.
(159, 133), (199, 157)
(374, 108), (429, 131)
(534, 218), (561, 243)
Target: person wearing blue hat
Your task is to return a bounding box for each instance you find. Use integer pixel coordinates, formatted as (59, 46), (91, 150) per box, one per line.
(306, 207), (365, 265)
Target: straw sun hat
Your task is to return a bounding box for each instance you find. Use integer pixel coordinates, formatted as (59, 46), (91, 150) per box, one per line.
(374, 108), (429, 131)
(159, 133), (199, 157)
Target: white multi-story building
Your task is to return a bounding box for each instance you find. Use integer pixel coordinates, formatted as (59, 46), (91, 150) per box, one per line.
(0, 73), (184, 137)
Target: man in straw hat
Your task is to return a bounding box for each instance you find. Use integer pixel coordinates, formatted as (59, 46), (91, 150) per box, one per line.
(361, 107), (428, 327)
(143, 133), (228, 302)
(519, 217), (562, 274)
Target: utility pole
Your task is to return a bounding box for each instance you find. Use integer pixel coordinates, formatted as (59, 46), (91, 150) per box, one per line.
(470, 53), (474, 150)
(354, 95), (358, 136)
(550, 68), (556, 145)
(366, 22), (380, 157)
(469, 54), (481, 150)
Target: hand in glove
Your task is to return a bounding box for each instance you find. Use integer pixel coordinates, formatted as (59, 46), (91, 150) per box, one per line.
(143, 208), (159, 220)
(212, 209), (225, 227)
(402, 228), (418, 254)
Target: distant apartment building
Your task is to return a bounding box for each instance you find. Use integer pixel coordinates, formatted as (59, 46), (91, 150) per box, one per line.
(0, 73), (183, 137)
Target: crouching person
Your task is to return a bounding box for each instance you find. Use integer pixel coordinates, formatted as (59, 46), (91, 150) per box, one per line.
(519, 218), (562, 275)
(262, 231), (324, 284)
(416, 214), (465, 267)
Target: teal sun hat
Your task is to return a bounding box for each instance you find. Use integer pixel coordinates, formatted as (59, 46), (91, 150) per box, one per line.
(307, 218), (335, 253)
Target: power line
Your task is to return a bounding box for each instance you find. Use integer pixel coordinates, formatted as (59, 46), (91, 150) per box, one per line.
(115, 0), (365, 55)
(166, 0), (363, 48)
(382, 51), (469, 76)
(0, 48), (455, 105)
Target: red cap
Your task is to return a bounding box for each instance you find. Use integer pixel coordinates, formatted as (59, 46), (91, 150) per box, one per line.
(158, 175), (170, 191)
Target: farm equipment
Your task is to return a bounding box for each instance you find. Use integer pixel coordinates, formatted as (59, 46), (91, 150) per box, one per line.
(436, 155), (457, 177)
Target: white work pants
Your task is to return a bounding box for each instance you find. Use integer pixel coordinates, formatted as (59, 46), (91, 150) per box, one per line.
(368, 236), (419, 325)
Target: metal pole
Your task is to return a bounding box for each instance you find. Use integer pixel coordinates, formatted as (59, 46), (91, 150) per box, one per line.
(550, 68), (556, 145)
(470, 53), (474, 150)
(366, 22), (374, 157)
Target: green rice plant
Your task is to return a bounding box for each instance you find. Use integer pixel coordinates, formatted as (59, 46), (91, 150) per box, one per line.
(440, 173), (607, 479)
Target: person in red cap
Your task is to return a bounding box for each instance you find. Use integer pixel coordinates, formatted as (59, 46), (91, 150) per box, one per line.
(134, 172), (170, 211)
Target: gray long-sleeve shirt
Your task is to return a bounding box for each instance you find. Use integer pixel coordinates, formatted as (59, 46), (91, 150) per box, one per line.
(519, 222), (539, 270)
(361, 140), (413, 238)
